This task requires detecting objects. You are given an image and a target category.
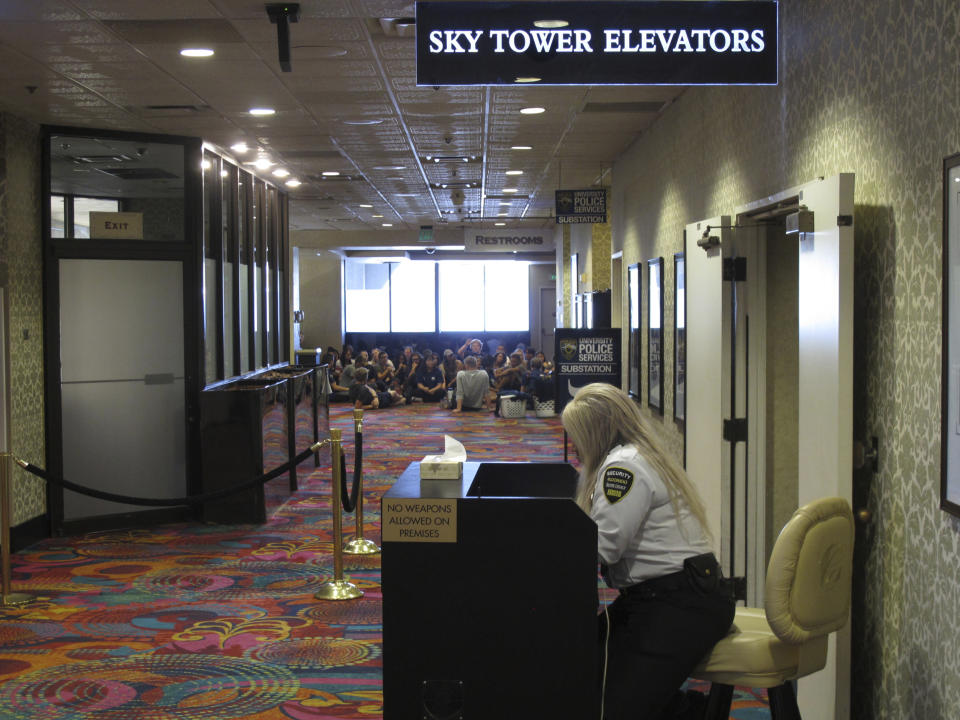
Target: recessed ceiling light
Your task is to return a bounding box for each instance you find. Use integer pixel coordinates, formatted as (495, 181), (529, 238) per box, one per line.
(506, 170), (523, 176)
(534, 19), (569, 29)
(359, 204), (373, 208)
(180, 48), (214, 57)
(514, 77), (541, 83)
(498, 212), (509, 216)
(249, 107), (276, 116)
(503, 188), (518, 193)
(201, 159), (212, 170)
(495, 222), (506, 226)
(372, 214), (384, 218)
(520, 107), (546, 115)
(285, 179), (301, 187)
(511, 145), (533, 150)
(322, 171), (340, 177)
(382, 223), (393, 227)
(230, 142), (250, 153)
(499, 201), (512, 206)
(272, 168), (289, 178)
(374, 165), (406, 170)
(343, 118), (384, 125)
(254, 158), (273, 169)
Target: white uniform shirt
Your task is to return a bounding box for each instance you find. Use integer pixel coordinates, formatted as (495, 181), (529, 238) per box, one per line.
(589, 444), (711, 588)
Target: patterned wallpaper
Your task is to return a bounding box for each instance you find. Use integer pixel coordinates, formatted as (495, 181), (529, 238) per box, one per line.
(591, 221), (612, 291)
(604, 0), (960, 716)
(0, 114), (46, 527)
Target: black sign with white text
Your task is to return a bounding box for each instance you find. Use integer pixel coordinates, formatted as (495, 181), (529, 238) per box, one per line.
(556, 189), (607, 224)
(555, 328), (622, 411)
(416, 1), (778, 86)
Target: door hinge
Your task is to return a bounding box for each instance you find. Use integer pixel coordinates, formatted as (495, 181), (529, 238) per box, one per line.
(722, 417), (748, 443)
(722, 257), (746, 282)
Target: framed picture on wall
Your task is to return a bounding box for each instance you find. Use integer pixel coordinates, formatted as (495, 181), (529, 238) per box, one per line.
(628, 264), (641, 397)
(942, 153), (960, 517)
(647, 257), (664, 414)
(674, 253), (686, 423)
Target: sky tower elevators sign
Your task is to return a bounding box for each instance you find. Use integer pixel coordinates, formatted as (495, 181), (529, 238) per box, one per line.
(416, 1), (778, 86)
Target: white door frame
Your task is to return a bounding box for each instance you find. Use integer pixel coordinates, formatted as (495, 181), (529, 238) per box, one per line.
(734, 173), (855, 720)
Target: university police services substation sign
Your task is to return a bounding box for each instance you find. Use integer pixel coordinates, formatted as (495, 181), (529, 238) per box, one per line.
(416, 1), (778, 86)
(556, 189), (607, 224)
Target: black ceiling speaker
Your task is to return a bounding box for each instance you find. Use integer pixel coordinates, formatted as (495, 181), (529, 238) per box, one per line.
(266, 3), (300, 72)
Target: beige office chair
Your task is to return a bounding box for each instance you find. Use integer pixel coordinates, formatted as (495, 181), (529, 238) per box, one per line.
(691, 496), (854, 720)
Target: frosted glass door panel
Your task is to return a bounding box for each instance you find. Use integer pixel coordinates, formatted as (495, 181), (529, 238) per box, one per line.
(59, 260), (184, 382)
(204, 257), (217, 384)
(240, 264), (250, 372)
(224, 261), (235, 378)
(62, 380), (186, 519)
(59, 259), (186, 521)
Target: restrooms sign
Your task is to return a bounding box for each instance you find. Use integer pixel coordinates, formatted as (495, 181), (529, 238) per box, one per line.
(416, 1), (778, 86)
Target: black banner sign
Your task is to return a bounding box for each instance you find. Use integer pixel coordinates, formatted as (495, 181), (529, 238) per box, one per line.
(416, 1), (778, 86)
(555, 328), (622, 411)
(556, 189), (607, 224)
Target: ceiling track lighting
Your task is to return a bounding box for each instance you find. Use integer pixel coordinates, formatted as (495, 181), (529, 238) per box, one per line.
(266, 3), (300, 72)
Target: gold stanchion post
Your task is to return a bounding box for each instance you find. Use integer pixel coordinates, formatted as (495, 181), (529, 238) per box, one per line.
(1, 453), (31, 607)
(344, 409), (380, 555)
(315, 428), (363, 601)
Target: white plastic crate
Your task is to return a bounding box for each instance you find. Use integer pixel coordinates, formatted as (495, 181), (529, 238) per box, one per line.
(534, 399), (555, 417)
(500, 395), (526, 418)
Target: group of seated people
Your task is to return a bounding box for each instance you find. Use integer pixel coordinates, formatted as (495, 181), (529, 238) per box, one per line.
(320, 338), (554, 413)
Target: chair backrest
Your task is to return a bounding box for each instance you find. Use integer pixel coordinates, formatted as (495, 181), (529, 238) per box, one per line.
(764, 496), (854, 644)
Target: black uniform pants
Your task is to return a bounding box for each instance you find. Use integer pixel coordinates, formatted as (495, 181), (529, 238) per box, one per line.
(599, 572), (734, 720)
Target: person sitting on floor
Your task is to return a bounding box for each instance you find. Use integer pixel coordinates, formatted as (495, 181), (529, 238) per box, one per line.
(441, 349), (461, 401)
(491, 351), (528, 415)
(413, 352), (446, 402)
(402, 351), (423, 401)
(349, 367), (405, 409)
(457, 337), (484, 359)
(373, 351), (395, 391)
(452, 355), (491, 413)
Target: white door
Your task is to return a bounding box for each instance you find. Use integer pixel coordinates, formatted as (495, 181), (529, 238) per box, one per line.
(684, 216), (730, 553)
(794, 174), (854, 720)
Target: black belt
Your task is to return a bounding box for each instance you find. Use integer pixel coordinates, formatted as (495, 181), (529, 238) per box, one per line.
(619, 568), (690, 598)
(618, 553), (732, 599)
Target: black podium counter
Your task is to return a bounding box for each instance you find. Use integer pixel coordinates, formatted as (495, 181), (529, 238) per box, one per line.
(382, 461), (599, 720)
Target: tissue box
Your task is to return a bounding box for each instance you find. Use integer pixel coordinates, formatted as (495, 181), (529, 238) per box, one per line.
(420, 459), (463, 480)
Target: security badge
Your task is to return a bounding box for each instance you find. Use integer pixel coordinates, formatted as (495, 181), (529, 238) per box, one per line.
(602, 466), (634, 504)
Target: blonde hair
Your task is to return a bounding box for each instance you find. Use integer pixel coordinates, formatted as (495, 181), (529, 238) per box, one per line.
(561, 383), (711, 541)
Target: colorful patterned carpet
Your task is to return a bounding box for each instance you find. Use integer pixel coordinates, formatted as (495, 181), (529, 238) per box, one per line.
(0, 404), (769, 719)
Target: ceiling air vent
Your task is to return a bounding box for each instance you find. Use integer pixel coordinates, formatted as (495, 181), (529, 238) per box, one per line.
(582, 101), (665, 113)
(96, 168), (180, 181)
(138, 104), (213, 117)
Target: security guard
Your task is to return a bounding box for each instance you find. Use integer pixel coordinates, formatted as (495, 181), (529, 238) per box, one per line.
(561, 383), (734, 720)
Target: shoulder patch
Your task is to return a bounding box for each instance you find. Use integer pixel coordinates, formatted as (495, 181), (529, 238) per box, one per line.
(602, 466), (634, 505)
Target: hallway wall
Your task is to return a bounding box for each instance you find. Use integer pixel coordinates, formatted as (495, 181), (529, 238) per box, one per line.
(610, 0), (960, 716)
(0, 113), (45, 527)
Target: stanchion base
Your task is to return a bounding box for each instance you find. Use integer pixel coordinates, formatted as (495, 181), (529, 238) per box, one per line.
(2, 592), (33, 607)
(343, 538), (381, 555)
(314, 579), (363, 601)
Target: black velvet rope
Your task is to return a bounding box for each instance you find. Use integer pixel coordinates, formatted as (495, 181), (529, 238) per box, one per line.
(17, 446), (318, 508)
(340, 429), (363, 513)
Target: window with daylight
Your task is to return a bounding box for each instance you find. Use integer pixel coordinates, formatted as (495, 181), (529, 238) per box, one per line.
(391, 261), (437, 332)
(344, 259), (530, 333)
(344, 262), (390, 332)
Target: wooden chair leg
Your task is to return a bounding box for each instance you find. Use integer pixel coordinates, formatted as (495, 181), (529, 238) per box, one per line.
(704, 683), (733, 720)
(768, 681), (801, 720)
